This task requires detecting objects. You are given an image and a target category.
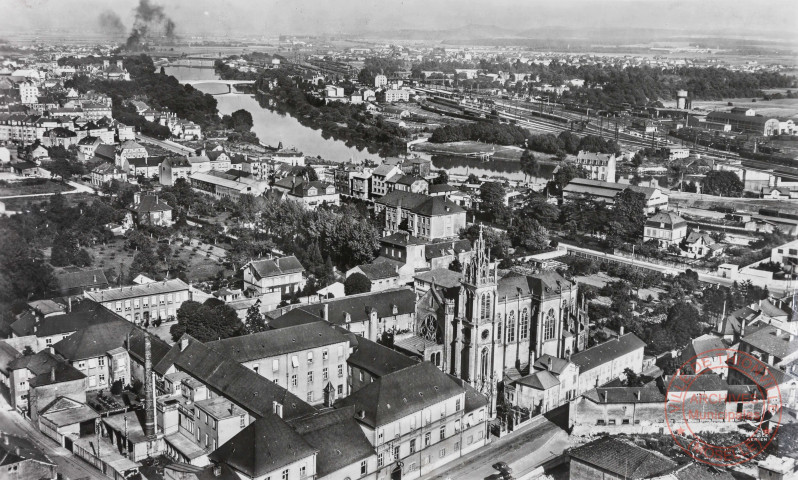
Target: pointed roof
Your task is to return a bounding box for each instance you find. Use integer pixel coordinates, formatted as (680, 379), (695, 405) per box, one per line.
(244, 256), (305, 279)
(208, 414), (316, 477)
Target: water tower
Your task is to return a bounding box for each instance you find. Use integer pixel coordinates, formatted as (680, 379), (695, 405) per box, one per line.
(677, 90), (688, 109)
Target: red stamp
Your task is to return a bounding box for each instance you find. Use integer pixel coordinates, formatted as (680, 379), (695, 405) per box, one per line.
(664, 348), (782, 467)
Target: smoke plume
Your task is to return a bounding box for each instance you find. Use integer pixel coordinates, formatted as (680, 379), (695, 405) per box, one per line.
(98, 11), (126, 35)
(125, 0), (176, 51)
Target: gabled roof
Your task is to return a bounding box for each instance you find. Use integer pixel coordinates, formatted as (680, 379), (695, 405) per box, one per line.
(346, 336), (416, 378)
(119, 140), (144, 150)
(532, 354), (573, 376)
(10, 300), (121, 338)
(428, 184), (458, 194)
(584, 384), (665, 404)
(244, 256), (305, 279)
(497, 270), (573, 300)
(0, 433), (55, 467)
(206, 321), (349, 363)
(665, 372), (727, 393)
(394, 174), (425, 186)
(155, 335), (315, 420)
(379, 231), (427, 247)
(685, 231), (715, 245)
(646, 211), (686, 229)
(84, 279), (189, 303)
(569, 437), (677, 478)
(515, 369), (559, 390)
(296, 287), (416, 326)
(742, 325), (798, 360)
(9, 351), (85, 388)
(208, 414), (316, 478)
(425, 239), (471, 260)
(132, 195), (172, 214)
(288, 407), (375, 478)
(570, 333), (646, 373)
(335, 362), (464, 428)
(352, 262), (400, 281)
(53, 268), (108, 292)
(94, 144), (116, 160)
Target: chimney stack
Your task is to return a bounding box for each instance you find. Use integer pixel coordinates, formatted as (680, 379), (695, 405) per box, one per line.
(180, 337), (189, 352)
(143, 335), (155, 438)
(619, 326), (625, 337)
(50, 366), (55, 383)
(636, 391), (641, 401)
(68, 296), (72, 313)
(547, 357), (552, 371)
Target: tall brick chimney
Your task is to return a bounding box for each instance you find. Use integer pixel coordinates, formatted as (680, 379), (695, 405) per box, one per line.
(144, 335), (155, 437)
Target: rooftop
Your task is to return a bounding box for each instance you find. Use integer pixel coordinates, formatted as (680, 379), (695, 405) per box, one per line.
(244, 256), (305, 279)
(569, 437), (677, 478)
(570, 333), (646, 373)
(84, 279), (189, 303)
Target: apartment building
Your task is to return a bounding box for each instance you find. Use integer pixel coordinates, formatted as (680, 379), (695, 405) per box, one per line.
(84, 279), (191, 324)
(206, 321), (351, 405)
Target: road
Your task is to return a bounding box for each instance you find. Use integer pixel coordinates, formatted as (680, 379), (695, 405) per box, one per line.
(0, 394), (104, 480)
(422, 409), (570, 480)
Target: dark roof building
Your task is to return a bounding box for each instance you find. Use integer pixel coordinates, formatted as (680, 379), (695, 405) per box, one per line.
(569, 437), (677, 479)
(52, 268), (109, 297)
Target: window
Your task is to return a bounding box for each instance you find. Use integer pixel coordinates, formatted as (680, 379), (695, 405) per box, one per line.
(608, 419), (616, 425)
(98, 357), (105, 367)
(307, 372), (313, 384)
(322, 349), (329, 360)
(134, 299), (139, 308)
(167, 293), (173, 303)
(99, 374), (106, 385)
(323, 367), (328, 380)
(282, 469), (289, 480)
(307, 391), (313, 402)
(378, 429), (384, 442)
(410, 439), (416, 454)
(543, 309), (556, 341)
(337, 384), (343, 395)
(378, 453), (385, 467)
(307, 352), (313, 364)
(338, 365), (344, 377)
(622, 419), (630, 425)
(424, 432), (431, 447)
(240, 414), (245, 428)
(480, 293), (491, 321)
(361, 460), (367, 475)
(456, 398), (461, 411)
(455, 419), (461, 432)
(159, 295), (165, 304)
(439, 425), (445, 440)
(205, 433), (209, 447)
(393, 445), (400, 459)
(520, 308), (529, 340)
(291, 375), (297, 387)
(506, 311), (515, 342)
(439, 448), (446, 458)
(291, 356), (299, 368)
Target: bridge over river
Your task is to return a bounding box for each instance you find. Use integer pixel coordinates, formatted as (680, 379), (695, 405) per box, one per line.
(184, 79), (256, 94)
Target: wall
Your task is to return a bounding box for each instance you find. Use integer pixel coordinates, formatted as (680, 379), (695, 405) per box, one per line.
(29, 377), (87, 423)
(2, 459), (56, 480)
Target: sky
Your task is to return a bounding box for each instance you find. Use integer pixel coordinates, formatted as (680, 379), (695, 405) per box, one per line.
(0, 0), (795, 40)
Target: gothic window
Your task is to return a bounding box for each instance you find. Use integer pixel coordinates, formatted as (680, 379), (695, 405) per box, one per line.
(496, 316), (502, 341)
(520, 308), (529, 341)
(506, 311), (515, 343)
(480, 348), (489, 380)
(544, 309), (556, 341)
(420, 315), (440, 343)
(480, 293), (491, 321)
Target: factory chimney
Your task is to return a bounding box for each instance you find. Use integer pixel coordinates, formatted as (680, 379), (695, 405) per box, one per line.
(144, 334), (155, 438)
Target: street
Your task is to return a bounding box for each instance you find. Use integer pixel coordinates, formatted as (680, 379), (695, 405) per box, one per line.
(0, 394), (104, 480)
(423, 408), (570, 480)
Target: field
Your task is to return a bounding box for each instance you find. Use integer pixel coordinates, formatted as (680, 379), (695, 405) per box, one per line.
(0, 179), (71, 197)
(415, 140), (525, 161)
(663, 91), (798, 118)
(81, 236), (229, 284)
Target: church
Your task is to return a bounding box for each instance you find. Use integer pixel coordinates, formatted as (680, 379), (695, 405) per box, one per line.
(413, 228), (589, 415)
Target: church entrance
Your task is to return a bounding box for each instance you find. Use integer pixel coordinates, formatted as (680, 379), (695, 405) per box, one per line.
(391, 464), (402, 480)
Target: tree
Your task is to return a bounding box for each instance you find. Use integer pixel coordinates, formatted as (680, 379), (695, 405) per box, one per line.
(623, 367), (653, 387)
(479, 182), (505, 216)
(433, 170), (449, 185)
(512, 218), (550, 252)
(522, 195), (560, 227)
(170, 300), (244, 342)
(244, 300), (267, 334)
(449, 258), (462, 272)
(607, 189), (647, 246)
(520, 149), (540, 182)
(552, 164), (587, 191)
(662, 302), (702, 348)
(466, 173), (480, 184)
(50, 232), (80, 266)
(344, 273), (371, 295)
(702, 171), (744, 197)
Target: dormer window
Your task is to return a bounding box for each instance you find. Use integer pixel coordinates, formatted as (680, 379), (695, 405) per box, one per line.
(345, 312), (351, 323)
(392, 304), (398, 315)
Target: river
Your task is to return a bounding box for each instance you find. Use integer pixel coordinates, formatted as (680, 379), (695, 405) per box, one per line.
(164, 66), (538, 181)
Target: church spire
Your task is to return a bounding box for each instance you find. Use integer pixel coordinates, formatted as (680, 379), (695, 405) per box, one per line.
(466, 224), (494, 287)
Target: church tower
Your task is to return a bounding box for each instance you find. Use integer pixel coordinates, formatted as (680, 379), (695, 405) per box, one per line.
(456, 226), (499, 413)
